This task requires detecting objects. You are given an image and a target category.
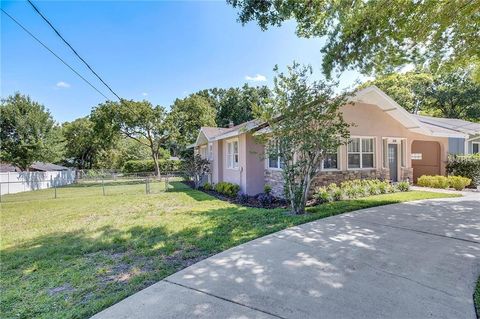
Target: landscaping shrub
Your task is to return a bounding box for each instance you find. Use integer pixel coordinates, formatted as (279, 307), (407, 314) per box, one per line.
(237, 193), (249, 204)
(264, 184), (272, 195)
(447, 175), (472, 191)
(447, 154), (480, 187)
(313, 187), (332, 204)
(257, 193), (274, 207)
(214, 182), (240, 197)
(314, 179), (406, 204)
(396, 181), (410, 192)
(203, 182), (213, 191)
(417, 175), (449, 189)
(123, 159), (181, 173)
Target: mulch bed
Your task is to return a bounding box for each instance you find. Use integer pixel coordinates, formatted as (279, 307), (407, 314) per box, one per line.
(182, 181), (287, 209)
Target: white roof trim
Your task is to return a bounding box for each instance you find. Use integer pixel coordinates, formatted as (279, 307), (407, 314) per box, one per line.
(193, 129), (210, 147)
(352, 86), (467, 138)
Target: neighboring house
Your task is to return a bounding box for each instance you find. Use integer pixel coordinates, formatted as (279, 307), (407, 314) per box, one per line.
(0, 161), (70, 173)
(29, 162), (70, 172)
(192, 86), (472, 198)
(412, 115), (480, 155)
(0, 162), (21, 173)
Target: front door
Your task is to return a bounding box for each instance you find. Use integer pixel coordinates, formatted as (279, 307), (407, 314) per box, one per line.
(388, 144), (398, 182)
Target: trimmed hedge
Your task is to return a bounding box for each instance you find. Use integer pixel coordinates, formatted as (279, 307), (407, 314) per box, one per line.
(122, 159), (181, 173)
(417, 175), (449, 189)
(417, 174), (471, 190)
(447, 154), (480, 187)
(313, 179), (408, 204)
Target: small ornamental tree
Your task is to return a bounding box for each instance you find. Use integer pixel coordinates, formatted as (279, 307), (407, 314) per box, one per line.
(254, 63), (351, 214)
(182, 154), (211, 189)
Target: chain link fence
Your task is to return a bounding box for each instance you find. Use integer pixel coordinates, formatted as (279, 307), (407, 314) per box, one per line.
(0, 171), (185, 203)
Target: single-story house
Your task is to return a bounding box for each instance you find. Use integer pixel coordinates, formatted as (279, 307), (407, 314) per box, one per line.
(192, 86), (477, 198)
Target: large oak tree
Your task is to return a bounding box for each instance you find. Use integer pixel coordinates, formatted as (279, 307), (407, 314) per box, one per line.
(228, 0), (479, 78)
(0, 93), (61, 170)
(91, 100), (169, 177)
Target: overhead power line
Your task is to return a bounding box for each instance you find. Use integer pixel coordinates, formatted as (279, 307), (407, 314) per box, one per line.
(1, 8), (110, 100)
(27, 0), (122, 100)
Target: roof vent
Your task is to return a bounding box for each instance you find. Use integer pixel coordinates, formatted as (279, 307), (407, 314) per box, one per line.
(228, 120), (234, 128)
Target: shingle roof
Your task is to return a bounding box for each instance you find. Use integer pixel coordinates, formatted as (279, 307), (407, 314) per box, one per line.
(0, 162), (21, 172)
(30, 162), (70, 171)
(413, 114), (480, 136)
(200, 127), (231, 139)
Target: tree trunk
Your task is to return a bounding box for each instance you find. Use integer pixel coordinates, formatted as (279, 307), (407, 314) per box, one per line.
(152, 153), (161, 179)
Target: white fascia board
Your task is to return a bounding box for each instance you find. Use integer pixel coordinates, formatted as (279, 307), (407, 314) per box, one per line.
(353, 86), (439, 137)
(194, 129), (211, 147)
(467, 134), (480, 141)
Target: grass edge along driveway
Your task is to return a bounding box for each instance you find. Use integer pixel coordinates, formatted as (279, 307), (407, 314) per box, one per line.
(0, 182), (459, 319)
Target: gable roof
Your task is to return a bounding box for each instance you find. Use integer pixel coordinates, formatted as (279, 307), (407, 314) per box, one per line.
(192, 120), (264, 147)
(352, 86), (468, 138)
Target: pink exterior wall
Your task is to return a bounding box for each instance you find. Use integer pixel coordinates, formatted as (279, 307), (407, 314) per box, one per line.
(244, 133), (265, 195)
(216, 133), (265, 195)
(198, 100), (450, 197)
(212, 140), (222, 184)
(340, 102), (449, 176)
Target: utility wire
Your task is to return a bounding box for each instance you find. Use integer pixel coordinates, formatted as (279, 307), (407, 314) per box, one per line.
(27, 0), (122, 100)
(1, 9), (110, 100)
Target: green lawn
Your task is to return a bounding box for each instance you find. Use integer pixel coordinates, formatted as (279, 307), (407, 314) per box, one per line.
(0, 181), (458, 319)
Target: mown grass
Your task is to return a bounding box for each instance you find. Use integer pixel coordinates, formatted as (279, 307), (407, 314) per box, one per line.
(0, 181), (458, 319)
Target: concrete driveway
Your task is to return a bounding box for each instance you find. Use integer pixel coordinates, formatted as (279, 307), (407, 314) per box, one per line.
(92, 194), (480, 319)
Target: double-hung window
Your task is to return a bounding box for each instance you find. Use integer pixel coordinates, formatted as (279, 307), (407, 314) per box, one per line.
(322, 150), (339, 170)
(348, 137), (375, 169)
(267, 139), (284, 169)
(226, 140), (239, 169)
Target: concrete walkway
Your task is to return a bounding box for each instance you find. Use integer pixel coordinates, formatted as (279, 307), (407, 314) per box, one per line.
(92, 194), (480, 319)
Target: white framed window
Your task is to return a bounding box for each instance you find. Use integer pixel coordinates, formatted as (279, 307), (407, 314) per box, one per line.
(473, 142), (480, 154)
(208, 143), (213, 160)
(226, 140), (239, 169)
(348, 137), (375, 169)
(267, 139), (284, 169)
(322, 149), (339, 170)
(199, 146), (207, 159)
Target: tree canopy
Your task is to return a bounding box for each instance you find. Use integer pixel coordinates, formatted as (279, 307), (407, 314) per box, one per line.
(166, 94), (216, 151)
(91, 100), (169, 176)
(195, 84), (271, 127)
(363, 68), (480, 120)
(0, 93), (61, 170)
(228, 0), (480, 78)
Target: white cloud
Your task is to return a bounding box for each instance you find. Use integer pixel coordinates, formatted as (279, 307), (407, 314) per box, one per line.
(142, 92), (148, 97)
(56, 81), (70, 88)
(245, 74), (267, 82)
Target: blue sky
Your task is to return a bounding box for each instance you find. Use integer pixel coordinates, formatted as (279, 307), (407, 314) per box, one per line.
(1, 0), (364, 123)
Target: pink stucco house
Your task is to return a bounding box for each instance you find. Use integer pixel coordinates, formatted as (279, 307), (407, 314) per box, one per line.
(192, 86), (474, 198)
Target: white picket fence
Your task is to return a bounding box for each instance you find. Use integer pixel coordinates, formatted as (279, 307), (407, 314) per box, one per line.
(0, 170), (76, 195)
